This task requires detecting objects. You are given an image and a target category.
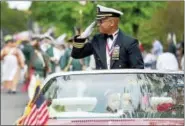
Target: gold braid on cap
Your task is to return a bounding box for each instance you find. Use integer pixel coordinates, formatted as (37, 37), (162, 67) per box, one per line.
(73, 42), (85, 48)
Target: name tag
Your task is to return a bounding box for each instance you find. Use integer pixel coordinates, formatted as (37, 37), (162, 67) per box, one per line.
(112, 45), (120, 60)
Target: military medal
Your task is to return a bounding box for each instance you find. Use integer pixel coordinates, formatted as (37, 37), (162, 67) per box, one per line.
(112, 45), (120, 60)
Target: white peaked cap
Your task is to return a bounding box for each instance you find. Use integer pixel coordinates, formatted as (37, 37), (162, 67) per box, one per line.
(55, 33), (67, 45)
(96, 4), (123, 19)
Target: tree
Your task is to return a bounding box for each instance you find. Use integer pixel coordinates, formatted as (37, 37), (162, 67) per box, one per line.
(1, 1), (29, 34)
(30, 1), (165, 38)
(97, 1), (166, 38)
(30, 1), (96, 37)
(138, 1), (184, 50)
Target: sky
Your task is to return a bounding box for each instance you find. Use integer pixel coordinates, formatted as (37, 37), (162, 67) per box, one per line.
(7, 1), (32, 11)
(7, 1), (86, 10)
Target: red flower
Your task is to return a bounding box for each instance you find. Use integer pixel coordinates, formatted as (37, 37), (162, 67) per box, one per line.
(157, 103), (174, 112)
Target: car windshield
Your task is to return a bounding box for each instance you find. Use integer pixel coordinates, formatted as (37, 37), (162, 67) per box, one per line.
(42, 73), (184, 119)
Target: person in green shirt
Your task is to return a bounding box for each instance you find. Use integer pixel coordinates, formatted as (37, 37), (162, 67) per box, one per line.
(54, 34), (67, 72)
(27, 37), (50, 79)
(39, 36), (55, 74)
(46, 43), (56, 73)
(27, 37), (51, 100)
(60, 39), (88, 71)
(19, 40), (34, 66)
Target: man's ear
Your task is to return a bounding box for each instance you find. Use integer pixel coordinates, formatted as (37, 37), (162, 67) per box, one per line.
(110, 19), (114, 27)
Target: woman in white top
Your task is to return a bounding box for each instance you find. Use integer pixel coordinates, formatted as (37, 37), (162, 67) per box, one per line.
(1, 36), (24, 93)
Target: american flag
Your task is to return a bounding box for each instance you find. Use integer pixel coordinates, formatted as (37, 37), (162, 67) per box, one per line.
(16, 84), (49, 125)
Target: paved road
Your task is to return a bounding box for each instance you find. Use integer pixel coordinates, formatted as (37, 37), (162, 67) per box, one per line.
(1, 84), (29, 125)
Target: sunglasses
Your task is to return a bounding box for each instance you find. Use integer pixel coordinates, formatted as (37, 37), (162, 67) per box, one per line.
(96, 18), (110, 24)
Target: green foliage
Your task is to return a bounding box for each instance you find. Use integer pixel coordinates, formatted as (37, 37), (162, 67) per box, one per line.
(138, 1), (184, 49)
(30, 1), (183, 48)
(1, 1), (28, 34)
(30, 1), (96, 37)
(30, 1), (165, 38)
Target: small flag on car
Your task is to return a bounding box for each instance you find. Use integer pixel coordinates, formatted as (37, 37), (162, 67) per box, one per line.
(16, 79), (49, 125)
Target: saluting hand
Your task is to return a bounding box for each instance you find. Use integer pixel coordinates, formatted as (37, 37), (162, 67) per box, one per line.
(78, 21), (96, 39)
